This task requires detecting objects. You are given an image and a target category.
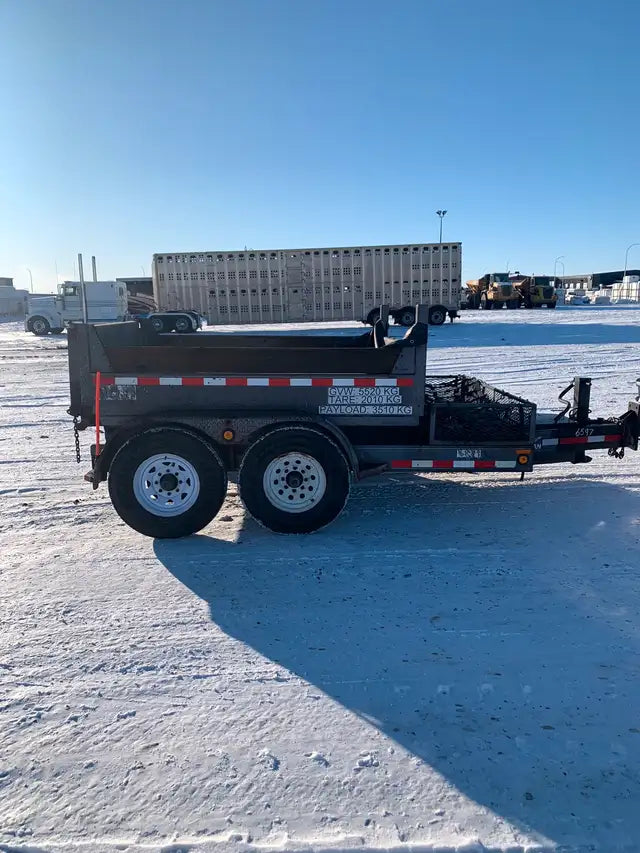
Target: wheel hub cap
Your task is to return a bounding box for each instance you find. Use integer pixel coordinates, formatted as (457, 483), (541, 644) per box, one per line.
(263, 452), (327, 514)
(133, 453), (200, 517)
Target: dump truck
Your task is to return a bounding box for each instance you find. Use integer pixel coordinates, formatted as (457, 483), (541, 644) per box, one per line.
(511, 274), (557, 309)
(465, 273), (519, 309)
(66, 305), (639, 537)
(152, 242), (462, 327)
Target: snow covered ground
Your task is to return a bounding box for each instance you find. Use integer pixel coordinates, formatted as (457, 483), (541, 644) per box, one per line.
(1, 307), (640, 853)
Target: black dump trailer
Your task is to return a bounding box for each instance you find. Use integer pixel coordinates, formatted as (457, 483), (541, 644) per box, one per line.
(67, 305), (639, 537)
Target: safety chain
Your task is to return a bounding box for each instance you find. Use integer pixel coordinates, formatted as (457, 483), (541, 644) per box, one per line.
(72, 416), (82, 464)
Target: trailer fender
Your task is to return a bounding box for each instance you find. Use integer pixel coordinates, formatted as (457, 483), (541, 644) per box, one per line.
(89, 421), (225, 489)
(242, 417), (359, 478)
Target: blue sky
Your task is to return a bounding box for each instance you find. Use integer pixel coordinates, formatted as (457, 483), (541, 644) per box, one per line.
(1, 0), (639, 292)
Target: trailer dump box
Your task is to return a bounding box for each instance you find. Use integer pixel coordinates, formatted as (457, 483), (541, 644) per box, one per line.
(67, 306), (639, 538)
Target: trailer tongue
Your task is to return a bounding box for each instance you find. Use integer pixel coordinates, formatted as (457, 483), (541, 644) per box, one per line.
(67, 306), (639, 537)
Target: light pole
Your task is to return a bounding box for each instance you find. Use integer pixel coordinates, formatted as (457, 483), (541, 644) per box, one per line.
(26, 268), (33, 293)
(436, 210), (447, 244)
(554, 255), (565, 287)
(623, 243), (640, 283)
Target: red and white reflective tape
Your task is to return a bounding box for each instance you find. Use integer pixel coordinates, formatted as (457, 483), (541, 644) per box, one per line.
(96, 375), (413, 388)
(539, 434), (622, 447)
(391, 459), (517, 470)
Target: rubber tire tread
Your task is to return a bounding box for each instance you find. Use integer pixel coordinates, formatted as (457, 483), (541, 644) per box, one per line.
(239, 426), (350, 534)
(30, 316), (51, 335)
(108, 427), (227, 538)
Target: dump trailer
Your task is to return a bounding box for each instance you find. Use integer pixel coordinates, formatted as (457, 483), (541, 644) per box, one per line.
(465, 273), (519, 309)
(512, 275), (557, 309)
(66, 305), (639, 537)
(152, 243), (462, 328)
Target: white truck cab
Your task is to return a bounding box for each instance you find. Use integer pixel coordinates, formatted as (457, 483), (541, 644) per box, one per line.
(25, 281), (129, 335)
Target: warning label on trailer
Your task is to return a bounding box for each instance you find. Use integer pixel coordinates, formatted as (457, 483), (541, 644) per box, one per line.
(319, 386), (412, 416)
(101, 385), (137, 401)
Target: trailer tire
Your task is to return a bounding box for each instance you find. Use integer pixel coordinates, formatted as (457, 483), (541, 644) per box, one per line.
(174, 314), (193, 333)
(29, 316), (51, 336)
(548, 302), (557, 309)
(397, 307), (415, 327)
(428, 305), (447, 326)
(239, 426), (350, 534)
(150, 316), (169, 333)
(108, 428), (227, 538)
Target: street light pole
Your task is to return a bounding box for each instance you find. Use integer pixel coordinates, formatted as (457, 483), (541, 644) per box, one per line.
(436, 209), (447, 245)
(26, 268), (33, 293)
(554, 255), (565, 287)
(623, 243), (640, 283)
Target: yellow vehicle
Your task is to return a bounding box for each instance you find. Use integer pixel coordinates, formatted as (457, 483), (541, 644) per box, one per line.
(465, 273), (519, 310)
(511, 274), (557, 309)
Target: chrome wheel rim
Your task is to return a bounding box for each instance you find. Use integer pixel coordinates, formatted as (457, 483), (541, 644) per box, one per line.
(133, 453), (200, 516)
(263, 452), (326, 513)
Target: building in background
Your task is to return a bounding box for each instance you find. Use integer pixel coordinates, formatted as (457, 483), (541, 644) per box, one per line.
(558, 269), (640, 290)
(0, 277), (29, 316)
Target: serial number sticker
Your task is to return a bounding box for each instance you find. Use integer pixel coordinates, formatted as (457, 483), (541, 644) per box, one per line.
(319, 385), (412, 416)
(456, 448), (483, 459)
(101, 385), (137, 401)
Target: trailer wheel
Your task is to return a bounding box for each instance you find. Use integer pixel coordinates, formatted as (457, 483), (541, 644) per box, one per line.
(428, 305), (447, 326)
(397, 307), (415, 327)
(150, 316), (169, 333)
(108, 428), (227, 538)
(548, 302), (557, 309)
(173, 314), (193, 333)
(29, 316), (51, 336)
(239, 427), (350, 534)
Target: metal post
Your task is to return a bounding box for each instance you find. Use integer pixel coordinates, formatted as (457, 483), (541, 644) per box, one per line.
(26, 268), (33, 293)
(623, 243), (640, 285)
(78, 253), (88, 324)
(91, 256), (98, 282)
(554, 255), (565, 288)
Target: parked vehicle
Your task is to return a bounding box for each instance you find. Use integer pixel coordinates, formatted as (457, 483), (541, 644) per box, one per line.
(511, 274), (557, 309)
(66, 305), (639, 538)
(152, 243), (462, 327)
(465, 273), (519, 309)
(565, 290), (591, 305)
(25, 281), (202, 335)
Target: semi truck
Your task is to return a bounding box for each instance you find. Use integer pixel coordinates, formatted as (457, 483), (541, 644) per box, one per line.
(66, 305), (639, 538)
(25, 281), (202, 336)
(152, 242), (462, 327)
(510, 274), (557, 309)
(465, 273), (519, 309)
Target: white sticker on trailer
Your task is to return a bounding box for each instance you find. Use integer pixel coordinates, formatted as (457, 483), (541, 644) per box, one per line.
(319, 384), (412, 415)
(319, 404), (413, 415)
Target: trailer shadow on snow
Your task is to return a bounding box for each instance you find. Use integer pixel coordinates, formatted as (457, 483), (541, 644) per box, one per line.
(155, 474), (640, 849)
